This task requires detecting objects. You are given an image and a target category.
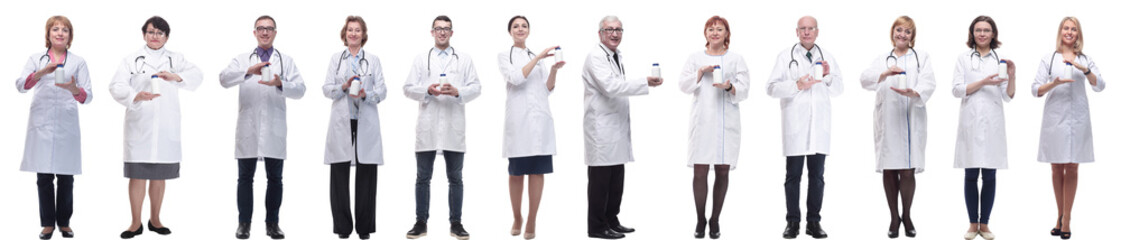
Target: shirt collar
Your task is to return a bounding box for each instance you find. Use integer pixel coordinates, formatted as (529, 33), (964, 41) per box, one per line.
(598, 43), (619, 57)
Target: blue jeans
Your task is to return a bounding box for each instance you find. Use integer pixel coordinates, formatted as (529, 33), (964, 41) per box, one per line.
(785, 154), (826, 222)
(415, 151), (464, 223)
(964, 168), (996, 224)
(238, 158), (284, 223)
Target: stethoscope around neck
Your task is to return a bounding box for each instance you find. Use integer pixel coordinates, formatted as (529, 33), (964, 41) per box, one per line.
(969, 48), (1000, 70)
(336, 49), (370, 77)
(1047, 51), (1085, 75)
(788, 43), (824, 70)
(508, 46), (536, 64)
(250, 48), (285, 77)
(130, 55), (174, 75)
(38, 48), (69, 68)
(886, 47), (921, 74)
(598, 44), (625, 75)
(427, 46), (459, 75)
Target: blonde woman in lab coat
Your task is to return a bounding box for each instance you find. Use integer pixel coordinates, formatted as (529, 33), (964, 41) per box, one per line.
(16, 15), (91, 240)
(1032, 17), (1103, 240)
(108, 16), (203, 239)
(498, 15), (564, 240)
(322, 16), (387, 240)
(951, 15), (1016, 240)
(678, 15), (748, 239)
(859, 16), (934, 239)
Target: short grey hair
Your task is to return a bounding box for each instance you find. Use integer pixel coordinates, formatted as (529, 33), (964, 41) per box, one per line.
(599, 15), (620, 30)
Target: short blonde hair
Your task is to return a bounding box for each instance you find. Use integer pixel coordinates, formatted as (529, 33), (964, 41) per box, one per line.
(890, 16), (915, 47)
(1055, 17), (1083, 55)
(340, 16), (368, 47)
(44, 15), (73, 49)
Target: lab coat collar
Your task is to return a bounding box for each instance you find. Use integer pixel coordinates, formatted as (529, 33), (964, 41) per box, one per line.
(343, 48), (365, 60)
(972, 48), (998, 59)
(143, 46), (167, 59)
(598, 42), (619, 57)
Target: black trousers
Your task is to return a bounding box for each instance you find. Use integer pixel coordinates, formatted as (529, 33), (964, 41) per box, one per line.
(587, 164), (625, 233)
(38, 173), (74, 227)
(237, 157), (284, 223)
(331, 119), (378, 235)
(785, 154), (826, 222)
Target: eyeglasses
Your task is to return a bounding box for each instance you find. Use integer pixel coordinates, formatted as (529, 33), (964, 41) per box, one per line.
(600, 28), (624, 34)
(145, 31), (166, 37)
(797, 26), (818, 32)
(973, 28), (992, 34)
(255, 26), (277, 32)
(432, 27), (452, 33)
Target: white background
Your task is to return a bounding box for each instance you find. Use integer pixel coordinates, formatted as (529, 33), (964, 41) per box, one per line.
(1, 0), (1117, 239)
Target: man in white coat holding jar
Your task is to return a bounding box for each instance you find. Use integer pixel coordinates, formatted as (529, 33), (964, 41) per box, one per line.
(218, 15), (306, 240)
(583, 15), (664, 240)
(766, 16), (842, 239)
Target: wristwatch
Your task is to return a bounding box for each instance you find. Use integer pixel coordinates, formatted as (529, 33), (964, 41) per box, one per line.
(724, 85), (733, 92)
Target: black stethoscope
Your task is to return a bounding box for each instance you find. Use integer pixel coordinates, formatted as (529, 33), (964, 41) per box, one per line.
(885, 47), (922, 74)
(598, 44), (625, 74)
(336, 49), (370, 76)
(508, 46), (536, 64)
(1046, 51), (1085, 75)
(969, 48), (1000, 70)
(250, 48), (285, 77)
(427, 46), (459, 75)
(37, 49), (68, 68)
(788, 43), (824, 70)
(130, 55), (174, 75)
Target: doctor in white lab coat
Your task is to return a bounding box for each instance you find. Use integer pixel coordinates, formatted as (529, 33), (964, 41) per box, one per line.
(1031, 17), (1103, 238)
(766, 16), (840, 239)
(582, 15), (662, 240)
(321, 16), (386, 240)
(401, 15), (480, 240)
(16, 16), (90, 238)
(952, 16), (1016, 240)
(498, 15), (565, 239)
(108, 16), (203, 238)
(858, 16), (934, 238)
(218, 15), (304, 239)
(677, 16), (747, 239)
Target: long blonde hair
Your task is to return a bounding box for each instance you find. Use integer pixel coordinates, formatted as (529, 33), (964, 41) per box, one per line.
(1055, 17), (1083, 55)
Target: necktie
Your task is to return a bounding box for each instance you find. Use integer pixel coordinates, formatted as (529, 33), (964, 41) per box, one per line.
(806, 51), (813, 62)
(612, 53), (621, 71)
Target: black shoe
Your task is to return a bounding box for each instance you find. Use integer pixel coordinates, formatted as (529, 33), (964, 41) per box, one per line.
(1061, 232), (1071, 240)
(148, 221), (171, 235)
(806, 221), (828, 239)
(694, 220), (706, 239)
(610, 224), (635, 233)
(120, 226), (143, 239)
(902, 217), (916, 238)
(709, 221), (721, 239)
(266, 222), (285, 239)
(406, 221), (427, 239)
(358, 233), (370, 239)
(1051, 222), (1062, 236)
(888, 217), (900, 239)
(589, 229), (625, 239)
(39, 230), (53, 240)
(337, 233), (350, 239)
(235, 222), (251, 239)
(450, 221), (470, 240)
(782, 221), (799, 239)
(59, 228), (73, 238)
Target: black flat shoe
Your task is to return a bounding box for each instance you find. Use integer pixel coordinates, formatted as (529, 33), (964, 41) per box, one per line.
(337, 233), (350, 239)
(709, 221), (721, 239)
(358, 233), (370, 239)
(450, 221), (470, 240)
(406, 221), (427, 239)
(589, 229), (625, 239)
(806, 221), (828, 239)
(39, 232), (53, 240)
(1061, 232), (1071, 240)
(694, 220), (706, 239)
(59, 229), (73, 238)
(120, 226), (143, 239)
(236, 222), (251, 239)
(148, 221), (171, 235)
(266, 222), (286, 239)
(610, 224), (635, 233)
(782, 221), (799, 239)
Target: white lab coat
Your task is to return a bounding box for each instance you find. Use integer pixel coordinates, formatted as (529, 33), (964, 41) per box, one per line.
(16, 51), (91, 175)
(219, 48), (306, 160)
(402, 47), (482, 153)
(583, 43), (650, 166)
(766, 44), (843, 156)
(109, 47), (203, 163)
(1032, 53), (1105, 164)
(678, 51), (749, 169)
(859, 50), (936, 172)
(322, 49), (387, 165)
(498, 46), (556, 158)
(952, 49), (1012, 169)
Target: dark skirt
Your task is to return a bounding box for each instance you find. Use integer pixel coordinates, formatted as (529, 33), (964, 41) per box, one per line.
(508, 155), (554, 176)
(124, 163), (180, 180)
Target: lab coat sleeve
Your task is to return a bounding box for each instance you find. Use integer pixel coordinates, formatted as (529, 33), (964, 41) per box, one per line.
(678, 56), (702, 94)
(1086, 55), (1105, 92)
(767, 52), (799, 98)
(402, 55), (432, 103)
(322, 55), (347, 100)
(498, 51), (529, 86)
(277, 57), (305, 99)
(823, 55), (843, 97)
(952, 56), (968, 98)
(1031, 56), (1049, 98)
(728, 56), (750, 103)
(16, 55), (38, 93)
(454, 57), (482, 104)
(860, 57), (883, 91)
(912, 53), (936, 107)
(171, 55), (202, 91)
(584, 54), (648, 98)
(363, 56), (387, 104)
(74, 60), (93, 104)
(219, 56), (250, 88)
(109, 58), (141, 110)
